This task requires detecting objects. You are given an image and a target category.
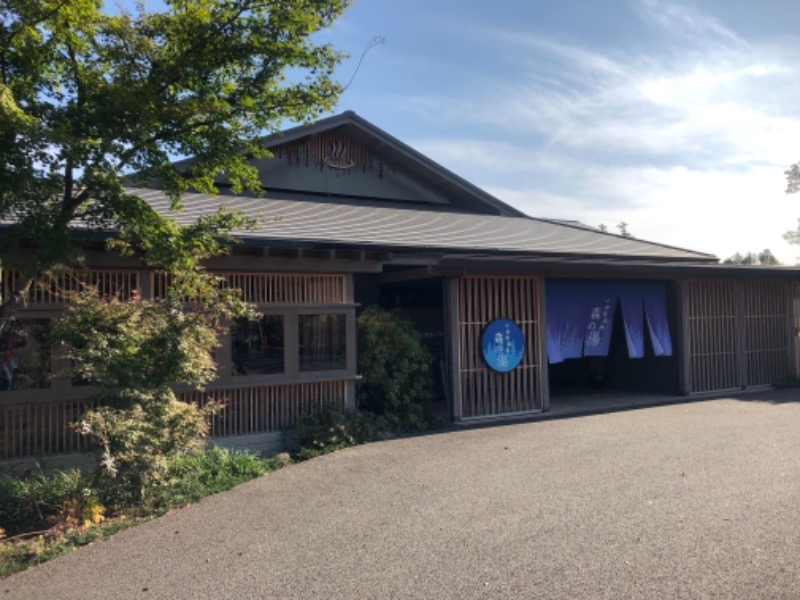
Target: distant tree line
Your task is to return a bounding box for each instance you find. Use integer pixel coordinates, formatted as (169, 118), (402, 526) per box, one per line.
(722, 249), (781, 266)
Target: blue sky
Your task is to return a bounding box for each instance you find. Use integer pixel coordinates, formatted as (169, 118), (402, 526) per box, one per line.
(314, 0), (800, 263)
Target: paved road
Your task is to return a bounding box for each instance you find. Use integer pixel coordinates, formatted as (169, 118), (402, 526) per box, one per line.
(6, 393), (800, 599)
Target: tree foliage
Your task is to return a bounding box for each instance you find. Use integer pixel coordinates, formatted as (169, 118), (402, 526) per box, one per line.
(2, 0), (351, 505)
(356, 307), (434, 432)
(722, 249), (781, 266)
(786, 163), (800, 195)
(616, 221), (633, 238)
(785, 164), (800, 249)
(0, 0), (350, 325)
(52, 289), (222, 506)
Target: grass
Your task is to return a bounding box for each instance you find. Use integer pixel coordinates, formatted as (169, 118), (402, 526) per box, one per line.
(1, 404), (443, 578)
(0, 447), (289, 578)
(0, 518), (143, 578)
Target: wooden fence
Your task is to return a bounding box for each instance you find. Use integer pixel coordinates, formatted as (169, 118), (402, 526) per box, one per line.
(1, 268), (140, 304)
(744, 281), (793, 387)
(0, 381), (347, 459)
(796, 283), (800, 377)
(152, 272), (346, 304)
(683, 280), (740, 393)
(457, 276), (543, 419)
(1, 268), (345, 306)
(683, 280), (793, 394)
(1, 398), (100, 459)
(179, 381), (347, 438)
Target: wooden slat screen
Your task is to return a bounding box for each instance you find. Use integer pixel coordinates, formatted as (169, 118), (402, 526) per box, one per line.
(744, 281), (791, 387)
(1, 381), (347, 458)
(1, 269), (140, 305)
(272, 130), (394, 175)
(152, 272), (346, 304)
(179, 381), (348, 438)
(796, 283), (800, 377)
(683, 280), (739, 393)
(0, 398), (99, 459)
(684, 279), (793, 393)
(458, 276), (542, 419)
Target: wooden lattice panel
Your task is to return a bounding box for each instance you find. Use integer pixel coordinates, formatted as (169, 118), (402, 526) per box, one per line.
(683, 280), (739, 393)
(2, 269), (140, 305)
(272, 130), (394, 175)
(220, 272), (346, 304)
(795, 283), (800, 377)
(744, 281), (791, 387)
(458, 276), (542, 419)
(684, 279), (793, 393)
(0, 398), (99, 459)
(152, 272), (346, 304)
(179, 380), (347, 438)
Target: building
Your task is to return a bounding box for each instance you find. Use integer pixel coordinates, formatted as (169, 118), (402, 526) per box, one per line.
(2, 111), (798, 463)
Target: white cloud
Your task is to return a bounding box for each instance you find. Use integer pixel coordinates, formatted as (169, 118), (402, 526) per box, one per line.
(385, 1), (800, 262)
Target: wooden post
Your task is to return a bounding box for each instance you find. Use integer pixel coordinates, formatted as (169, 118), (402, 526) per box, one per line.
(447, 277), (462, 421)
(344, 274), (357, 411)
(537, 277), (550, 411)
(677, 280), (691, 395)
(789, 283), (798, 379)
(736, 281), (747, 389)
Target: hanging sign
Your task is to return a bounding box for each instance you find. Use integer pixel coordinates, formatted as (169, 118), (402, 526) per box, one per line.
(481, 319), (524, 373)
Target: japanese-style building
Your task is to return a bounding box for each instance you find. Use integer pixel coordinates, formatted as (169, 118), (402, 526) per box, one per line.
(2, 111), (798, 463)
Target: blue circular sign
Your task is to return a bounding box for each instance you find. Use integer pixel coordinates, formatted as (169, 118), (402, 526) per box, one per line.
(481, 319), (524, 373)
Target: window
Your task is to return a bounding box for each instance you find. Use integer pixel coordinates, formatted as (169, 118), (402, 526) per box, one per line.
(1, 320), (50, 392)
(299, 314), (346, 372)
(231, 315), (285, 376)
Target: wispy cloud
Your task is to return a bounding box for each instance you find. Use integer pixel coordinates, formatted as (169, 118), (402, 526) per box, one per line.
(386, 1), (800, 261)
(634, 0), (745, 45)
(330, 0), (800, 262)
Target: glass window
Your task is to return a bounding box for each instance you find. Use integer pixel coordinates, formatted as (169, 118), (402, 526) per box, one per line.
(299, 314), (346, 372)
(1, 320), (50, 392)
(231, 315), (285, 376)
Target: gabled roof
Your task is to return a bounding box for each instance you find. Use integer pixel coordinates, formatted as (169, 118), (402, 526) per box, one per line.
(129, 187), (719, 263)
(170, 111), (528, 217)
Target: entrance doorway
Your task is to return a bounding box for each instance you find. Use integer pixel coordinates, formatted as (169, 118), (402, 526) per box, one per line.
(546, 279), (681, 402)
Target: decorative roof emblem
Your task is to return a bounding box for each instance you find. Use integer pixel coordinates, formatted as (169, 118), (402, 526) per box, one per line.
(323, 139), (355, 170)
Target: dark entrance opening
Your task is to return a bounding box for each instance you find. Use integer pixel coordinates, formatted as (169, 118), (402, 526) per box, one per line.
(354, 274), (448, 417)
(547, 280), (681, 400)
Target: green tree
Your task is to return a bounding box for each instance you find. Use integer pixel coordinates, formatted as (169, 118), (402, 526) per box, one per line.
(616, 221), (633, 238)
(786, 163), (800, 195)
(0, 0), (349, 327)
(722, 249), (781, 266)
(785, 164), (800, 251)
(52, 288), (222, 506)
(2, 0), (349, 507)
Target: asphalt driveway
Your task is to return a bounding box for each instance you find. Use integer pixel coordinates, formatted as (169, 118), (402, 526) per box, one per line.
(6, 392), (800, 599)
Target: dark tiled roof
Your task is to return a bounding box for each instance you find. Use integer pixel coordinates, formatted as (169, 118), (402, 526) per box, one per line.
(129, 188), (717, 262)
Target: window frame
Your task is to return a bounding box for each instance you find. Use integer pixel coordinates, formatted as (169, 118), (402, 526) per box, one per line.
(220, 304), (356, 387)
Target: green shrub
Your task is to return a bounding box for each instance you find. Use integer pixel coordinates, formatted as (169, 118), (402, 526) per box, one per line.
(0, 469), (99, 535)
(292, 404), (379, 460)
(79, 391), (215, 510)
(356, 307), (435, 432)
(52, 290), (224, 509)
(147, 446), (280, 510)
(0, 448), (280, 577)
